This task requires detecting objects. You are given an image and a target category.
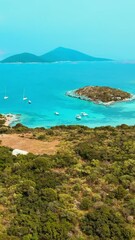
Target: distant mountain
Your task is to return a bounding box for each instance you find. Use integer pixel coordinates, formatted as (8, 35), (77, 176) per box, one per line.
(1, 47), (111, 63)
(41, 47), (111, 62)
(1, 53), (44, 63)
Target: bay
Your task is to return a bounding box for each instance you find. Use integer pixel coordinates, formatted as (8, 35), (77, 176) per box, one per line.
(0, 61), (135, 128)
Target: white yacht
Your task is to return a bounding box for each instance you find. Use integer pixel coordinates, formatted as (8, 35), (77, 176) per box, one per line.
(54, 112), (59, 115)
(81, 112), (88, 116)
(4, 96), (8, 100)
(23, 97), (28, 101)
(76, 114), (81, 120)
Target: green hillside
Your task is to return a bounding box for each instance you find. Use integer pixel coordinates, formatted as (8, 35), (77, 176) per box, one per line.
(0, 118), (134, 239)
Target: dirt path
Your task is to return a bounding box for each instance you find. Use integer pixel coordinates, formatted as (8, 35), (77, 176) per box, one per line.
(0, 134), (60, 155)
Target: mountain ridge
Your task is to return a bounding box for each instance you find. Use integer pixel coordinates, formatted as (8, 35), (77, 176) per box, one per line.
(1, 47), (112, 63)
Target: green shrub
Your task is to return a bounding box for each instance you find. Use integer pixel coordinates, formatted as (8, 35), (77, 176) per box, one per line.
(80, 197), (92, 210)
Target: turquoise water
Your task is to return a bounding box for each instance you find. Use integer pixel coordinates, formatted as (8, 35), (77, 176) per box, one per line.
(0, 61), (135, 128)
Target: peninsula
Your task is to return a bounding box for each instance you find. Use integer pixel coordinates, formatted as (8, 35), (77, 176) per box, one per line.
(66, 86), (133, 105)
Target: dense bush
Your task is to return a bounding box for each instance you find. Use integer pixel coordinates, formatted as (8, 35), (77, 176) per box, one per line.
(76, 132), (135, 161)
(80, 206), (134, 239)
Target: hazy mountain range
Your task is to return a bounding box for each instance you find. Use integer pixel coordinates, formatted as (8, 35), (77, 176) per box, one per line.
(1, 47), (111, 63)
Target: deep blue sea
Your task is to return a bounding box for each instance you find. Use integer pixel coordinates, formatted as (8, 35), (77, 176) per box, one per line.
(0, 61), (135, 128)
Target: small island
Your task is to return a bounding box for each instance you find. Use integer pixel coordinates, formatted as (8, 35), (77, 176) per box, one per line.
(66, 86), (134, 105)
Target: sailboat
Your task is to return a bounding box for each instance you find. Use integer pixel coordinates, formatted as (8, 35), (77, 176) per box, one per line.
(76, 114), (81, 120)
(23, 89), (28, 100)
(4, 88), (8, 100)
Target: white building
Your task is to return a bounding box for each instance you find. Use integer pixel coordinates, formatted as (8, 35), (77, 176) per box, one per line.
(12, 149), (28, 156)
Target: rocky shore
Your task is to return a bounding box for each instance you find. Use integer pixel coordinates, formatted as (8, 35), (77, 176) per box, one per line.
(4, 114), (21, 126)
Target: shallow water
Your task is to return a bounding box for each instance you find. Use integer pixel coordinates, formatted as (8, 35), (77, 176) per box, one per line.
(0, 61), (135, 128)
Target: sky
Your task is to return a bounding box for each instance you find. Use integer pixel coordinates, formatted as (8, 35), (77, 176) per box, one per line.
(0, 0), (135, 60)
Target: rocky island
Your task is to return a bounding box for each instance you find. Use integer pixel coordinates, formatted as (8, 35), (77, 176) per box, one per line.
(66, 86), (134, 105)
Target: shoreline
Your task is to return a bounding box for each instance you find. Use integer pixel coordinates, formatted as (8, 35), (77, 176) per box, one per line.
(1, 112), (135, 129)
(4, 114), (21, 127)
(66, 89), (135, 106)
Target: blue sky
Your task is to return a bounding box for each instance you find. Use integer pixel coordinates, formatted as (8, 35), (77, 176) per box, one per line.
(0, 0), (135, 60)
